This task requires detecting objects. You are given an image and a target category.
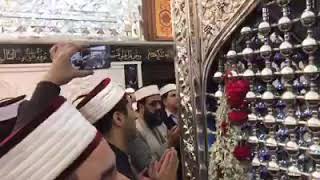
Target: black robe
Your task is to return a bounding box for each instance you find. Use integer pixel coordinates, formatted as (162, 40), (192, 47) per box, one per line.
(109, 142), (136, 180)
(15, 81), (60, 131)
(160, 109), (177, 130)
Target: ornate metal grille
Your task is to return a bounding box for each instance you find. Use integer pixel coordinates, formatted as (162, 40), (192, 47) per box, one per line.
(207, 0), (320, 179)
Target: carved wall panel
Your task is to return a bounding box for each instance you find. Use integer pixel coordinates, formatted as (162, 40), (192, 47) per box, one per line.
(201, 0), (258, 78)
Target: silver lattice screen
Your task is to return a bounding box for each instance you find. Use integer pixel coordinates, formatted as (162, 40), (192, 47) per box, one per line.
(208, 0), (320, 179)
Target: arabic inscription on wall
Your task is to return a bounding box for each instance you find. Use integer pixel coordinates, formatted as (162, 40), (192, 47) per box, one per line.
(0, 44), (174, 64)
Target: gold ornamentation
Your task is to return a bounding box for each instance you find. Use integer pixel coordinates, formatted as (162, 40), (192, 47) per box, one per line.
(208, 96), (247, 180)
(201, 0), (245, 55)
(201, 1), (259, 179)
(172, 0), (199, 179)
(201, 0), (258, 67)
(172, 0), (260, 179)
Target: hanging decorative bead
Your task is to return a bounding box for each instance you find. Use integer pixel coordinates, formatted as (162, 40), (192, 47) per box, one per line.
(208, 0), (320, 179)
(301, 0), (316, 27)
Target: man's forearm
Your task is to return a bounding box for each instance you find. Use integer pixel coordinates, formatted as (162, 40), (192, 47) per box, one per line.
(14, 81), (61, 130)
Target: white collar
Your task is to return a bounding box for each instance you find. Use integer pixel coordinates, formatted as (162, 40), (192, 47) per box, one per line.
(165, 109), (176, 118)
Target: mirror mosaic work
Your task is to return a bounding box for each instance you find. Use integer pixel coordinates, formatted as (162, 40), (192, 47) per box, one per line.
(0, 0), (143, 41)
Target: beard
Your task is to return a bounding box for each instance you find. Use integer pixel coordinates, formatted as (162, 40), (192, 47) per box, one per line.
(144, 109), (163, 129)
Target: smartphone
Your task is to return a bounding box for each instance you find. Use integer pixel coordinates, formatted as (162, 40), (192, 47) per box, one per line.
(71, 45), (111, 70)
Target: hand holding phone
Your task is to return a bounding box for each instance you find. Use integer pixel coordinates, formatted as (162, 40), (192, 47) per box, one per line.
(43, 43), (94, 86)
(71, 45), (111, 70)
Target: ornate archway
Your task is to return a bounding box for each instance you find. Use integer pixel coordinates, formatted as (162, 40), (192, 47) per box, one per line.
(171, 1), (259, 179)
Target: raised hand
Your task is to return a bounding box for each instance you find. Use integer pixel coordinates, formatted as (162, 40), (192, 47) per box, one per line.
(43, 43), (93, 86)
(144, 148), (179, 180)
(157, 148), (179, 180)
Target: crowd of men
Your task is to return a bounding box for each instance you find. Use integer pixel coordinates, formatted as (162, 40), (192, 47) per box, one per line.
(0, 43), (181, 180)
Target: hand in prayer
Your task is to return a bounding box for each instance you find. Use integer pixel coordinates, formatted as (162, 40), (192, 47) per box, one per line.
(140, 148), (179, 180)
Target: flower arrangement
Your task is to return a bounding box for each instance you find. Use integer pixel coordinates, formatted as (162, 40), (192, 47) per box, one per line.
(208, 74), (250, 180)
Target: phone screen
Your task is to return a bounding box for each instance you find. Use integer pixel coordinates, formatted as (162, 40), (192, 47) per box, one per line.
(71, 45), (111, 70)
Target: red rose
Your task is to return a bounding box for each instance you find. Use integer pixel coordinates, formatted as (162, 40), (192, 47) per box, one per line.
(227, 94), (245, 108)
(235, 79), (250, 93)
(228, 110), (248, 125)
(226, 79), (250, 108)
(226, 79), (250, 96)
(233, 144), (251, 161)
(239, 101), (248, 109)
(221, 121), (229, 136)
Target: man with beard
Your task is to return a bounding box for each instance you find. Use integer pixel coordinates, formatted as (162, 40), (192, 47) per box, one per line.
(2, 43), (179, 180)
(1, 43), (129, 180)
(135, 85), (180, 160)
(76, 80), (180, 180)
(76, 78), (139, 179)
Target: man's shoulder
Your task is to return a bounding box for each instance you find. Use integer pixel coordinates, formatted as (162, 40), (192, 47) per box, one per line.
(136, 118), (145, 131)
(133, 134), (150, 148)
(128, 135), (152, 171)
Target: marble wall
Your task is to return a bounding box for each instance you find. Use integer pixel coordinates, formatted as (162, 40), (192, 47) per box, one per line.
(0, 61), (142, 100)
